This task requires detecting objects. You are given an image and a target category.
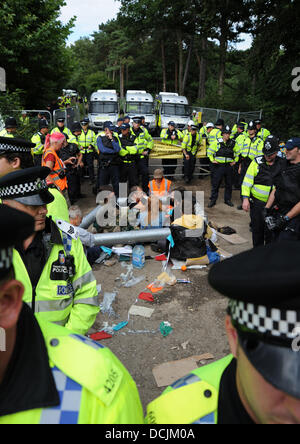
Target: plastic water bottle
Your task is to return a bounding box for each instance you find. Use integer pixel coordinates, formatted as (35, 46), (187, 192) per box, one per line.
(132, 245), (145, 269)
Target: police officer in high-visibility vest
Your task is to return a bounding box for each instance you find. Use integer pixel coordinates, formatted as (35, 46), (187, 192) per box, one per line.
(78, 118), (97, 185)
(119, 123), (138, 189)
(237, 120), (264, 209)
(207, 125), (239, 208)
(0, 137), (69, 222)
(132, 116), (154, 193)
(160, 121), (183, 179)
(31, 119), (49, 166)
(0, 204), (144, 424)
(147, 242), (300, 424)
(182, 124), (202, 184)
(242, 136), (284, 247)
(51, 117), (73, 143)
(231, 122), (247, 189)
(255, 119), (271, 142)
(206, 122), (222, 147)
(182, 120), (194, 138)
(231, 117), (248, 137)
(20, 111), (30, 126)
(148, 168), (172, 197)
(0, 167), (100, 335)
(0, 117), (18, 138)
(264, 137), (300, 242)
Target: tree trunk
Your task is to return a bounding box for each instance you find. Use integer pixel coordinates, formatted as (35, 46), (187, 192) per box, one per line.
(120, 64), (125, 99)
(175, 60), (178, 93)
(177, 29), (183, 95)
(161, 40), (167, 92)
(200, 38), (207, 101)
(182, 35), (195, 95)
(126, 64), (129, 88)
(218, 8), (228, 99)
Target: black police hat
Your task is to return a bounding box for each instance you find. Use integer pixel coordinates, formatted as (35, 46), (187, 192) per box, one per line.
(215, 119), (225, 127)
(120, 123), (130, 131)
(39, 120), (49, 131)
(222, 125), (231, 135)
(255, 119), (262, 125)
(117, 117), (125, 123)
(168, 121), (176, 127)
(248, 120), (256, 131)
(0, 205), (35, 279)
(132, 117), (142, 124)
(5, 117), (17, 129)
(0, 167), (54, 207)
(263, 135), (279, 155)
(56, 117), (65, 123)
(237, 123), (245, 130)
(72, 121), (82, 133)
(81, 118), (90, 125)
(209, 242), (300, 400)
(0, 137), (35, 154)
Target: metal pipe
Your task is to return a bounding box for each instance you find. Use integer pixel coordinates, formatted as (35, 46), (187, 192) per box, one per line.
(93, 228), (171, 246)
(80, 206), (102, 229)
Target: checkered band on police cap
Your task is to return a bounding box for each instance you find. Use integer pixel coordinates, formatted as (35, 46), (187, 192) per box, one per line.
(0, 141), (31, 153)
(0, 178), (48, 200)
(0, 247), (13, 273)
(229, 299), (300, 340)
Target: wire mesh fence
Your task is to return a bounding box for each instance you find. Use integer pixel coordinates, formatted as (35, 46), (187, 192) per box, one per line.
(193, 107), (263, 125)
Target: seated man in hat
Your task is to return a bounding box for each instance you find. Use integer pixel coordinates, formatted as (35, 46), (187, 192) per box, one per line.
(0, 204), (144, 424)
(148, 169), (172, 197)
(0, 117), (18, 138)
(147, 242), (300, 424)
(0, 167), (100, 336)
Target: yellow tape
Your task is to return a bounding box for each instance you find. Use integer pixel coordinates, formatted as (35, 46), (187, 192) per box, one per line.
(150, 140), (207, 159)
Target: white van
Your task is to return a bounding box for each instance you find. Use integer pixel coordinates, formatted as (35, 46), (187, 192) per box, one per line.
(156, 92), (190, 130)
(88, 90), (119, 131)
(125, 90), (156, 131)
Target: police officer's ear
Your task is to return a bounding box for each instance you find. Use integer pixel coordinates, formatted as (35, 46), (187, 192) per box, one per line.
(225, 315), (239, 358)
(0, 278), (24, 330)
(8, 156), (21, 170)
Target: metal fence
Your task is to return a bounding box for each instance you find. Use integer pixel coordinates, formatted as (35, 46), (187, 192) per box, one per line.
(12, 109), (53, 127)
(53, 106), (81, 130)
(193, 107), (263, 125)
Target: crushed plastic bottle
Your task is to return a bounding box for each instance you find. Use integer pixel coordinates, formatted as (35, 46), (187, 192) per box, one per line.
(100, 292), (117, 317)
(132, 245), (145, 269)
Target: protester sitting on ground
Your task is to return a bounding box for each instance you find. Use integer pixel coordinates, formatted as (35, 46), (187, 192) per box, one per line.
(129, 185), (148, 210)
(69, 205), (102, 266)
(148, 169), (172, 197)
(138, 195), (165, 229)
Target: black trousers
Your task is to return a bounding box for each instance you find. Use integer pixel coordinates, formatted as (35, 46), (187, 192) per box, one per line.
(250, 198), (272, 247)
(210, 163), (233, 203)
(33, 154), (42, 167)
(273, 215), (300, 242)
(239, 158), (252, 196)
(162, 159), (177, 178)
(183, 154), (196, 182)
(82, 152), (95, 182)
(98, 165), (120, 197)
(67, 170), (81, 204)
(120, 163), (138, 189)
(136, 158), (149, 194)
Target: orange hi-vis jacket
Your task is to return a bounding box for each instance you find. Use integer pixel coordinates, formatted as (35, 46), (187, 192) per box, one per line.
(42, 147), (67, 192)
(149, 178), (172, 196)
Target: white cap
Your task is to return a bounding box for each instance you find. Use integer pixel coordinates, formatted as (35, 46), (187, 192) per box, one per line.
(188, 120), (194, 126)
(206, 122), (214, 128)
(193, 110), (197, 113)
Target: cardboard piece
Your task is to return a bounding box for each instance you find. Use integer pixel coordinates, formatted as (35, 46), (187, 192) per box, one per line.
(129, 305), (155, 318)
(217, 232), (248, 245)
(186, 256), (210, 266)
(218, 248), (233, 259)
(152, 354), (214, 387)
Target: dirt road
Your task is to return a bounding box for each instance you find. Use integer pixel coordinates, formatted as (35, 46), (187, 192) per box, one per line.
(78, 176), (252, 412)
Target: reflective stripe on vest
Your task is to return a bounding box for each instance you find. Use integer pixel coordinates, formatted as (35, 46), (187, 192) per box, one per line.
(150, 179), (170, 195)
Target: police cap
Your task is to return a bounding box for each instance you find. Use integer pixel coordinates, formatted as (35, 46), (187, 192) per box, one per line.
(263, 135), (279, 155)
(0, 205), (35, 279)
(5, 117), (17, 129)
(248, 120), (256, 131)
(0, 137), (35, 155)
(118, 118), (125, 123)
(81, 118), (90, 125)
(221, 125), (231, 135)
(132, 117), (142, 124)
(285, 138), (300, 151)
(237, 123), (245, 130)
(168, 121), (176, 127)
(0, 167), (54, 207)
(215, 119), (225, 127)
(56, 117), (65, 123)
(72, 121), (82, 133)
(39, 120), (49, 131)
(120, 123), (130, 131)
(209, 242), (300, 400)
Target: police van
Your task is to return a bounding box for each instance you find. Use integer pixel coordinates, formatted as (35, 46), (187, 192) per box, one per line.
(88, 90), (119, 131)
(125, 90), (156, 132)
(155, 92), (190, 131)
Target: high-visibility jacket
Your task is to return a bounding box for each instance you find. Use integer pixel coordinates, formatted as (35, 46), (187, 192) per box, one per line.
(257, 127), (271, 142)
(232, 133), (247, 156)
(47, 188), (70, 222)
(119, 134), (138, 164)
(207, 138), (239, 164)
(146, 355), (233, 424)
(207, 128), (222, 146)
(160, 128), (183, 145)
(240, 136), (264, 161)
(31, 132), (46, 156)
(149, 178), (172, 196)
(42, 147), (68, 192)
(13, 218), (99, 336)
(51, 126), (73, 143)
(199, 126), (208, 139)
(0, 319), (144, 424)
(0, 129), (14, 138)
(20, 116), (30, 126)
(182, 133), (202, 156)
(231, 123), (248, 137)
(78, 129), (98, 154)
(131, 127), (154, 158)
(242, 156), (284, 202)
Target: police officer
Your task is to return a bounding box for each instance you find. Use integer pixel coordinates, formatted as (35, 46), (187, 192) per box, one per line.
(255, 119), (271, 142)
(0, 117), (18, 138)
(0, 204), (144, 424)
(207, 125), (239, 208)
(231, 122), (247, 189)
(238, 120), (264, 209)
(160, 121), (183, 178)
(182, 124), (202, 184)
(51, 117), (73, 143)
(31, 119), (49, 166)
(0, 167), (100, 335)
(78, 118), (97, 185)
(264, 137), (300, 242)
(182, 120), (194, 138)
(116, 117), (125, 134)
(119, 123), (138, 189)
(20, 110), (30, 126)
(242, 135), (284, 247)
(231, 117), (248, 137)
(132, 116), (154, 193)
(97, 122), (121, 197)
(215, 118), (225, 133)
(206, 123), (222, 146)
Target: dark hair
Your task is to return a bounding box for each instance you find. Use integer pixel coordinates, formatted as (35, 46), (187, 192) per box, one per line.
(0, 152), (34, 169)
